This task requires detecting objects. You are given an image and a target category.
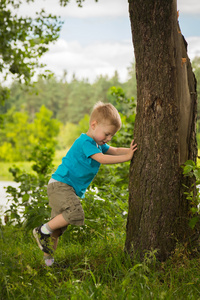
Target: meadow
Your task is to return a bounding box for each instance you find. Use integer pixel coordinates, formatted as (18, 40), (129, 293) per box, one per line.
(0, 224), (200, 299)
(0, 149), (200, 299)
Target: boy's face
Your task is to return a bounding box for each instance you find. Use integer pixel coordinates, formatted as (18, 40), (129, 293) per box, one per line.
(91, 121), (118, 145)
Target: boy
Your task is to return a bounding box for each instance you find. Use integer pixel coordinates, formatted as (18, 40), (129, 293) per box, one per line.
(33, 101), (137, 266)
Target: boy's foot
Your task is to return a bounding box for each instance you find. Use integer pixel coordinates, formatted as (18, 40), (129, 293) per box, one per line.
(44, 255), (54, 267)
(33, 226), (53, 255)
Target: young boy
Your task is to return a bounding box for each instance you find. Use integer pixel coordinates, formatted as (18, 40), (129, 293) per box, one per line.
(33, 101), (137, 266)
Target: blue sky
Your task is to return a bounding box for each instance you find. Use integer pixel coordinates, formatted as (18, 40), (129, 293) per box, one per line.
(61, 16), (132, 45)
(17, 0), (200, 83)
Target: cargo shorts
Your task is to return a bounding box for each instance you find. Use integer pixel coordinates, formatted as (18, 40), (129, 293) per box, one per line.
(47, 181), (85, 233)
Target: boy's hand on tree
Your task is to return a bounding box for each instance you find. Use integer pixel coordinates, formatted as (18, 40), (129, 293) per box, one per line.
(128, 140), (137, 160)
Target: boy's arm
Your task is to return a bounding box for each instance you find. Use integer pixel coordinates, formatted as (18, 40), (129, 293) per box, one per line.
(91, 140), (137, 164)
(106, 146), (131, 156)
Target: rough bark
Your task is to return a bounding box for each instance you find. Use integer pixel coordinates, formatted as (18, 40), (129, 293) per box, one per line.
(125, 0), (197, 261)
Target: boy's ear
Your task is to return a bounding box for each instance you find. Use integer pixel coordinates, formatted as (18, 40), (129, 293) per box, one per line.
(91, 120), (97, 129)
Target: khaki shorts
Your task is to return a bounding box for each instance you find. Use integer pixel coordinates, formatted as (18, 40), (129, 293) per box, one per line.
(47, 181), (85, 233)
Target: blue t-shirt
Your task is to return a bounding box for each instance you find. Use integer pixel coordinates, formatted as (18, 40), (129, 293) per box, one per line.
(52, 133), (110, 198)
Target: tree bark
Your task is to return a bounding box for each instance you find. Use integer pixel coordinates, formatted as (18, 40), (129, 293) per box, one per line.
(126, 0), (197, 261)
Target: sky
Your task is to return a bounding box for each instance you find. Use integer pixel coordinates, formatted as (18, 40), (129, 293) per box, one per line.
(16, 0), (200, 83)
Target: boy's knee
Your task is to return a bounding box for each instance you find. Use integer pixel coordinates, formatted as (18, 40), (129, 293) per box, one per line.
(65, 207), (85, 226)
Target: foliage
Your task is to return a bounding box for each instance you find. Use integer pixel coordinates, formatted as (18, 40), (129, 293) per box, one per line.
(0, 225), (200, 299)
(192, 57), (200, 149)
(108, 86), (136, 148)
(0, 161), (35, 181)
(0, 81), (137, 157)
(0, 105), (60, 161)
(4, 146), (55, 230)
(59, 0), (98, 8)
(0, 65), (137, 124)
(3, 84), (135, 238)
(107, 85), (136, 116)
(0, 0), (62, 93)
(57, 122), (79, 150)
(182, 160), (200, 229)
(57, 114), (90, 150)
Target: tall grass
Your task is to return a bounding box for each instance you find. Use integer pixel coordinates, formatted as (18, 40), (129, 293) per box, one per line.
(0, 156), (63, 181)
(0, 224), (200, 299)
(1, 146), (200, 299)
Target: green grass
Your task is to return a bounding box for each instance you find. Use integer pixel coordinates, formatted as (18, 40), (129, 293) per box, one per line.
(0, 225), (200, 300)
(0, 154), (64, 181)
(0, 161), (34, 181)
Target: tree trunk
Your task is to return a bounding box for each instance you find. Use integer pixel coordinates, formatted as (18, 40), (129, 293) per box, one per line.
(126, 0), (197, 261)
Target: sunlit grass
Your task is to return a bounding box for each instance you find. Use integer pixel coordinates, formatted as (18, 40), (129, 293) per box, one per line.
(0, 149), (67, 181)
(0, 225), (200, 299)
(0, 161), (34, 181)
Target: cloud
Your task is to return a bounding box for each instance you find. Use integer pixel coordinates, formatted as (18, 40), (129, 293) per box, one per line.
(187, 37), (200, 59)
(41, 39), (134, 82)
(41, 34), (200, 83)
(17, 0), (129, 18)
(17, 0), (200, 19)
(177, 0), (200, 14)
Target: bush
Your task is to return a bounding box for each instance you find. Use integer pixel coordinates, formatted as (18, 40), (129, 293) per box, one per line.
(5, 146), (55, 230)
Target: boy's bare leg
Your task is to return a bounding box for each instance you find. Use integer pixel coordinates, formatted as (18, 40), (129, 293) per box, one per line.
(43, 228), (65, 266)
(34, 214), (69, 266)
(47, 214), (69, 231)
(44, 214), (68, 256)
(52, 228), (62, 251)
(43, 229), (61, 256)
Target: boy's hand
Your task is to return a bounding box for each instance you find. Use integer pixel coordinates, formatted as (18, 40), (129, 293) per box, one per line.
(127, 140), (137, 160)
(91, 139), (137, 164)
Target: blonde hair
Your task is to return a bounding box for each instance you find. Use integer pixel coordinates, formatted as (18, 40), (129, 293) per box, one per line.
(90, 101), (121, 130)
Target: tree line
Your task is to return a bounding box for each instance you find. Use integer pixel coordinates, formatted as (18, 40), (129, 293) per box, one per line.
(0, 57), (200, 162)
(0, 65), (137, 124)
(0, 65), (137, 162)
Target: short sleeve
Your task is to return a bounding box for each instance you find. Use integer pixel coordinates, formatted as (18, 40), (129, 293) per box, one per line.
(101, 143), (110, 153)
(82, 140), (101, 158)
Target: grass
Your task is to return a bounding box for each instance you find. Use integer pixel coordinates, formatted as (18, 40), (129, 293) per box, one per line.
(1, 154), (200, 299)
(0, 161), (34, 181)
(0, 156), (64, 181)
(0, 149), (67, 181)
(0, 225), (200, 299)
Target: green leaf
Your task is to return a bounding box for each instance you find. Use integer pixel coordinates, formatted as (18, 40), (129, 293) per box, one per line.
(22, 193), (29, 202)
(184, 160), (196, 166)
(183, 165), (193, 174)
(190, 207), (198, 213)
(193, 168), (200, 180)
(189, 216), (199, 229)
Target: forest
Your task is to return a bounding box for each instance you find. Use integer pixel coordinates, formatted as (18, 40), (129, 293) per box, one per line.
(0, 64), (137, 163)
(0, 57), (200, 164)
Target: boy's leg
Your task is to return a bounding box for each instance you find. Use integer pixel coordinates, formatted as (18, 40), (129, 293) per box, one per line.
(33, 216), (68, 255)
(47, 213), (69, 231)
(33, 226), (53, 255)
(33, 182), (84, 265)
(51, 228), (63, 251)
(43, 228), (63, 266)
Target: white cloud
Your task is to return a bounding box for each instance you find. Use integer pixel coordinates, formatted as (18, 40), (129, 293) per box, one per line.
(41, 34), (200, 83)
(17, 0), (200, 18)
(41, 39), (134, 82)
(177, 0), (200, 14)
(17, 0), (129, 18)
(187, 37), (200, 59)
